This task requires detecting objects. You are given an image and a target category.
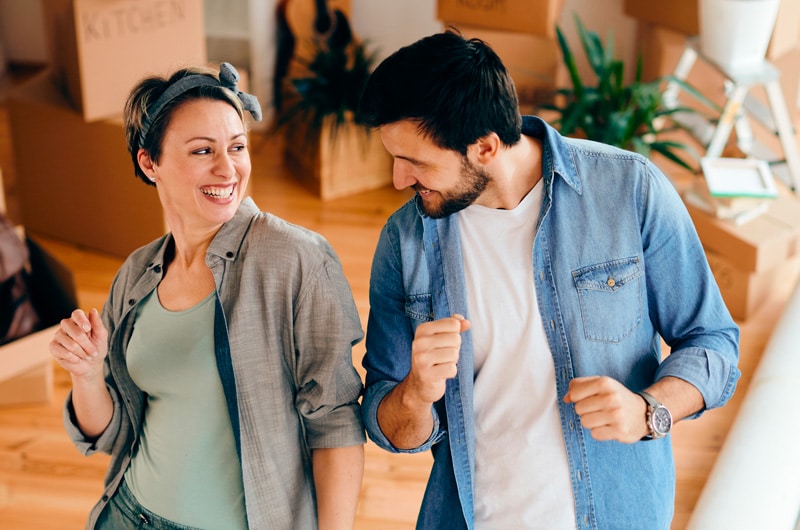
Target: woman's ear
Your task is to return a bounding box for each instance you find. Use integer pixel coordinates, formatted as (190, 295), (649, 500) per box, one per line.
(137, 148), (156, 181)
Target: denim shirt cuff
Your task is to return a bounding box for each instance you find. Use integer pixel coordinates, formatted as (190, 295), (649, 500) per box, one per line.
(363, 380), (442, 453)
(656, 346), (740, 418)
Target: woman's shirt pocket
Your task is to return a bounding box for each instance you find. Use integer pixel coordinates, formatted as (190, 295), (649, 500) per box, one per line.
(572, 256), (643, 343)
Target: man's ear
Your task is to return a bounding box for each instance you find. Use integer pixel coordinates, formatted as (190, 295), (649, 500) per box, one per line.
(471, 133), (501, 165)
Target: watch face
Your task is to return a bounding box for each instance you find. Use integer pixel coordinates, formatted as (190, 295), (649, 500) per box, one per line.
(652, 406), (672, 436)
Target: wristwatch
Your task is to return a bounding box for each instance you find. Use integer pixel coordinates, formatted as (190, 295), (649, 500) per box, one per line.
(637, 390), (672, 440)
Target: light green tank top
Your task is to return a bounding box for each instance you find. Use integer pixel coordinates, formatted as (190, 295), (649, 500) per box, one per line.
(124, 289), (247, 529)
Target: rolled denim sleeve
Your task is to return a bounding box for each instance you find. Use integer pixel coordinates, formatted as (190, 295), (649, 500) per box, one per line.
(362, 379), (443, 453)
(362, 217), (446, 453)
(642, 161), (741, 411)
(657, 345), (740, 414)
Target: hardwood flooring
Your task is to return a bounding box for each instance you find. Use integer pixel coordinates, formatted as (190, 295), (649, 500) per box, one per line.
(0, 70), (798, 529)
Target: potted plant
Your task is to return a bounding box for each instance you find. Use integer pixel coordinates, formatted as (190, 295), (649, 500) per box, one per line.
(276, 9), (392, 200)
(539, 15), (718, 172)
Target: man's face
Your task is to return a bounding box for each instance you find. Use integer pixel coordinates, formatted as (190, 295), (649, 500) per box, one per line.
(380, 120), (491, 218)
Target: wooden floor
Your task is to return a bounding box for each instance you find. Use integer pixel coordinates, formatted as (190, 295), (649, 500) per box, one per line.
(1, 70), (798, 530)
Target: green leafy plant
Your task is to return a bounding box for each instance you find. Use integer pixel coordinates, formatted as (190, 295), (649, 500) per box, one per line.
(277, 16), (377, 146)
(539, 16), (718, 171)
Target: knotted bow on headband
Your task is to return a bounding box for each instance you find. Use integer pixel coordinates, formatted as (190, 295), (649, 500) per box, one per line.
(138, 62), (262, 148)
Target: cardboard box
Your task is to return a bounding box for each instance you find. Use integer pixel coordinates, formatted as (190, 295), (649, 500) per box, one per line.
(283, 114), (393, 200)
(635, 24), (716, 85)
(456, 25), (566, 111)
(0, 361), (53, 406)
(0, 325), (58, 407)
(705, 249), (800, 321)
(8, 72), (166, 258)
(0, 235), (75, 407)
(685, 185), (800, 274)
(437, 0), (565, 38)
(26, 237), (79, 328)
(623, 0), (699, 37)
(43, 0), (207, 122)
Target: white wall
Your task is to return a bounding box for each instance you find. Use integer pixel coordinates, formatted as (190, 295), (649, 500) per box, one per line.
(351, 0), (443, 64)
(248, 0), (276, 128)
(559, 0), (638, 85)
(205, 0), (251, 39)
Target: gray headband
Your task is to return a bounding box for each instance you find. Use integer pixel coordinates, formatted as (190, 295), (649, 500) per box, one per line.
(138, 62), (262, 149)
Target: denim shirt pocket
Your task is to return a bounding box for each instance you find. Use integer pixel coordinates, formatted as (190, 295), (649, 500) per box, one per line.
(405, 293), (434, 323)
(572, 256), (643, 343)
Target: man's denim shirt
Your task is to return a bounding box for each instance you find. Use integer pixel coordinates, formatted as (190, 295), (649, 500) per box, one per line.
(362, 116), (740, 529)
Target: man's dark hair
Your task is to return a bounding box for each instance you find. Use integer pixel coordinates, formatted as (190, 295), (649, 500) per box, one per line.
(358, 30), (522, 155)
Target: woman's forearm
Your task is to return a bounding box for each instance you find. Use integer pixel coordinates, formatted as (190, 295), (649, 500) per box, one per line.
(70, 372), (114, 439)
(312, 445), (364, 530)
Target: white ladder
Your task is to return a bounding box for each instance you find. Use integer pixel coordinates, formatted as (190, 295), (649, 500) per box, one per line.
(663, 37), (800, 193)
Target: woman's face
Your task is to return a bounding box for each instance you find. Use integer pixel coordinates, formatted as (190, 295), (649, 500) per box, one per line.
(146, 98), (251, 234)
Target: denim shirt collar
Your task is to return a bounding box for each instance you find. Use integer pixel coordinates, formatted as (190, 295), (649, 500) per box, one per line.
(522, 115), (582, 196)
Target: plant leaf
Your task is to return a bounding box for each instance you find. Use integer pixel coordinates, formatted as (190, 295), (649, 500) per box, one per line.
(537, 15), (711, 173)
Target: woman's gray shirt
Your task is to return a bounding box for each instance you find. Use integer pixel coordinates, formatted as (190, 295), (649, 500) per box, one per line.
(64, 197), (366, 529)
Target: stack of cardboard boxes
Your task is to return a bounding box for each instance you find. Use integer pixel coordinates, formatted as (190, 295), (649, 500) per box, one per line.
(8, 0), (207, 258)
(436, 0), (567, 114)
(623, 1), (800, 320)
(1, 0), (205, 405)
(686, 184), (800, 320)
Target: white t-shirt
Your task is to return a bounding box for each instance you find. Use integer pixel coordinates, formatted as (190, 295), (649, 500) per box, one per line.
(459, 181), (577, 529)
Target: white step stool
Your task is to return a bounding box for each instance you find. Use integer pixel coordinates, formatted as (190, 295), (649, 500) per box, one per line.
(663, 37), (800, 193)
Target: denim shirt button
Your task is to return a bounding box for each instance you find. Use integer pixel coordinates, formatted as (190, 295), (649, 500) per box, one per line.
(607, 277), (616, 287)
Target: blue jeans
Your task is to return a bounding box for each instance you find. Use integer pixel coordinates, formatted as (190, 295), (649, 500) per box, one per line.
(96, 479), (203, 530)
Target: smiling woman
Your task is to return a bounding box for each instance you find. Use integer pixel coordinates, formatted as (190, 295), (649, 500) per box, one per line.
(138, 99), (252, 238)
(45, 62), (367, 530)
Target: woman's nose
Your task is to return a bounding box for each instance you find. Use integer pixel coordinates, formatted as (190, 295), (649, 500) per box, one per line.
(215, 152), (236, 176)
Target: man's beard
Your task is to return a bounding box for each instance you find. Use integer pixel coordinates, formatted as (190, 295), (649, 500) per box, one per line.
(421, 157), (491, 219)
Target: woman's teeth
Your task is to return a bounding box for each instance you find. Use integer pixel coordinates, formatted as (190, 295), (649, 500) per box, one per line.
(203, 187), (233, 198)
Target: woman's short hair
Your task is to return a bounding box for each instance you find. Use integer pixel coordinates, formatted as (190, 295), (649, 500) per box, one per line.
(124, 66), (246, 185)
